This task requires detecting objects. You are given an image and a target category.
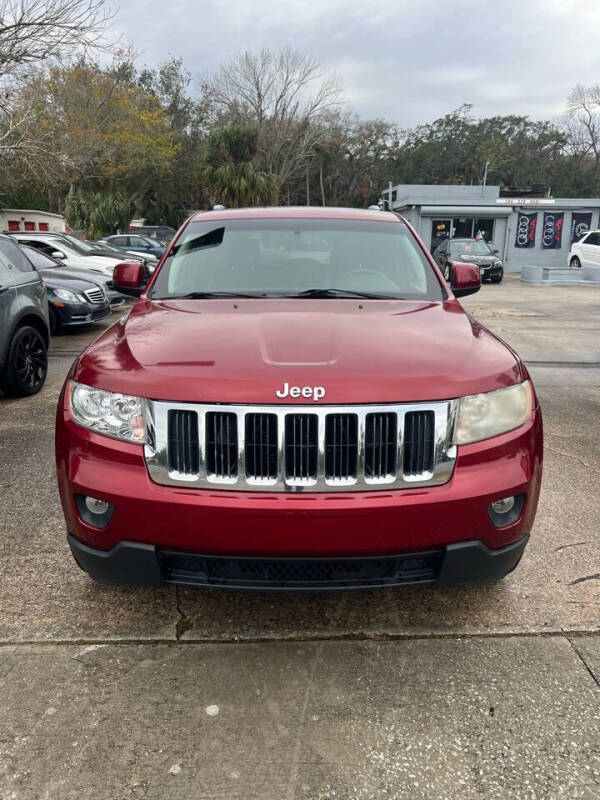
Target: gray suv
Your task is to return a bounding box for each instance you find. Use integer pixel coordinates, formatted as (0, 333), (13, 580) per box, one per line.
(0, 234), (49, 396)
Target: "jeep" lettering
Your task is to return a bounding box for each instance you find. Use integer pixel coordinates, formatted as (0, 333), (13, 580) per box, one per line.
(275, 382), (325, 401)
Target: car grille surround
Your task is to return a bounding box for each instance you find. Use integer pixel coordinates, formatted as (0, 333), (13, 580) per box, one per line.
(144, 400), (457, 492)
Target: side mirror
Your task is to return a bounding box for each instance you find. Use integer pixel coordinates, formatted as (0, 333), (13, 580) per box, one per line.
(493, 248), (499, 254)
(51, 250), (66, 260)
(451, 262), (481, 298)
(113, 261), (146, 296)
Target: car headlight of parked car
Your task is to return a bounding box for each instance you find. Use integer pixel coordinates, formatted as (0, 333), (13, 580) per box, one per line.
(454, 380), (533, 445)
(51, 288), (81, 303)
(69, 380), (146, 443)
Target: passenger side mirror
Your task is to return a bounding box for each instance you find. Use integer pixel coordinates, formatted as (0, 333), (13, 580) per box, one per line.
(113, 261), (146, 296)
(51, 250), (66, 260)
(451, 262), (481, 298)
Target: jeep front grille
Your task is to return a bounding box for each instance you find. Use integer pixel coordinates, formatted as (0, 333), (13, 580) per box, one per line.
(145, 400), (457, 492)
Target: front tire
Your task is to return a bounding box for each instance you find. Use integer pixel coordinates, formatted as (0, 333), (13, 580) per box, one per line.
(491, 272), (503, 284)
(0, 325), (48, 397)
(570, 256), (581, 269)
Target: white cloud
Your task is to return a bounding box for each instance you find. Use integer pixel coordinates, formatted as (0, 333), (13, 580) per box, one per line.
(113, 0), (600, 126)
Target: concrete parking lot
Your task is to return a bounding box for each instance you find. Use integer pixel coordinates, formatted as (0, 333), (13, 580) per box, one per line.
(1, 275), (599, 798)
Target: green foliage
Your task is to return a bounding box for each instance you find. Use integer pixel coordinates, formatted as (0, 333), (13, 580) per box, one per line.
(65, 191), (131, 238)
(200, 125), (277, 207)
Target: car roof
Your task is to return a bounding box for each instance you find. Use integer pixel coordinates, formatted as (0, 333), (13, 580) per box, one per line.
(190, 206), (399, 224)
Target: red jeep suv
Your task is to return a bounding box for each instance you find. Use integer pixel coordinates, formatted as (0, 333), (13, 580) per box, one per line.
(55, 207), (543, 590)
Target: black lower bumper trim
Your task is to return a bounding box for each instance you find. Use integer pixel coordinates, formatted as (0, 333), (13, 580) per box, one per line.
(67, 533), (529, 591)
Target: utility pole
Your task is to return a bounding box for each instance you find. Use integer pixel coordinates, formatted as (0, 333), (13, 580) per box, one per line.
(306, 164), (310, 206)
(482, 161), (490, 192)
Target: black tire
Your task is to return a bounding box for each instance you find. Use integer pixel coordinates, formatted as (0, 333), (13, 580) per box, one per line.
(570, 256), (581, 269)
(49, 306), (60, 335)
(0, 325), (48, 397)
(491, 273), (503, 284)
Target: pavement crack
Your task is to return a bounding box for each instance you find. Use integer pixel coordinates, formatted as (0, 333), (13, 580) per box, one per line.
(570, 573), (600, 586)
(567, 637), (600, 691)
(546, 446), (600, 474)
(555, 541), (591, 552)
(174, 586), (193, 640)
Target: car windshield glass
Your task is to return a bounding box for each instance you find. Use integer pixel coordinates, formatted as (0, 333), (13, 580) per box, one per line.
(449, 240), (492, 256)
(60, 235), (97, 254)
(150, 219), (444, 300)
(21, 245), (57, 269)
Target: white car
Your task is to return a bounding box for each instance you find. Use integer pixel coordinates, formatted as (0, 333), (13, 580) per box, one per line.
(12, 233), (145, 279)
(568, 230), (600, 268)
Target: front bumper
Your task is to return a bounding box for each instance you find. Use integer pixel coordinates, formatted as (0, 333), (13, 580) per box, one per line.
(53, 301), (110, 327)
(56, 385), (542, 585)
(67, 532), (530, 589)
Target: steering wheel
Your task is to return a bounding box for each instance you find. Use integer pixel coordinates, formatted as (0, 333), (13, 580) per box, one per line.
(338, 268), (400, 293)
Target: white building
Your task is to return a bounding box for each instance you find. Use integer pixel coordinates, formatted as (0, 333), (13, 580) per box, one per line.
(385, 184), (600, 273)
(0, 208), (66, 234)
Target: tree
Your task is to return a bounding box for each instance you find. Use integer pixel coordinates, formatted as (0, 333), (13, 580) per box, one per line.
(0, 0), (112, 77)
(200, 124), (276, 207)
(202, 48), (342, 201)
(64, 189), (131, 237)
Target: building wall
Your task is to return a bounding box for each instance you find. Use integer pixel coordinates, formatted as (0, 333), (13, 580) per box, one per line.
(504, 208), (600, 272)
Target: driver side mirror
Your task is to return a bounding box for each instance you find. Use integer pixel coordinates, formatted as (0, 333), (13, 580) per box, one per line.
(451, 262), (481, 298)
(51, 250), (66, 260)
(113, 261), (146, 296)
(493, 248), (499, 254)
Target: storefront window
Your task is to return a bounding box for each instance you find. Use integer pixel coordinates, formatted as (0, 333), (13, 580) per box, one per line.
(430, 219), (451, 253)
(474, 219), (494, 242)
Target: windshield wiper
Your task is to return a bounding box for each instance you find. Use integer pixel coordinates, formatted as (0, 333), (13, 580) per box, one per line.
(161, 291), (267, 299)
(275, 288), (405, 300)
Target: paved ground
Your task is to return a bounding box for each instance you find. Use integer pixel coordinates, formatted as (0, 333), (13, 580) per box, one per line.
(1, 275), (599, 798)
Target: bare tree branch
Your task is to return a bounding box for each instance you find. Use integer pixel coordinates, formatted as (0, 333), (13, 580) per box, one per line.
(0, 0), (114, 77)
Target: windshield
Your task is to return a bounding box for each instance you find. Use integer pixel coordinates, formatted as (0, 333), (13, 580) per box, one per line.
(449, 240), (492, 256)
(150, 219), (443, 300)
(60, 235), (97, 254)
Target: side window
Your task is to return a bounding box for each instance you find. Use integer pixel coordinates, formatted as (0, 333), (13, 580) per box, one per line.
(112, 236), (127, 246)
(0, 246), (11, 278)
(21, 239), (55, 257)
(0, 239), (34, 273)
(586, 232), (600, 246)
(130, 236), (148, 247)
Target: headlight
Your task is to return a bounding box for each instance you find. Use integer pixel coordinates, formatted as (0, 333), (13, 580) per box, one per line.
(52, 288), (78, 303)
(69, 380), (146, 443)
(454, 380), (533, 445)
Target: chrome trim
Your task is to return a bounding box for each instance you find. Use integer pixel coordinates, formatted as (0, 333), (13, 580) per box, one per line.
(83, 287), (105, 304)
(143, 400), (458, 493)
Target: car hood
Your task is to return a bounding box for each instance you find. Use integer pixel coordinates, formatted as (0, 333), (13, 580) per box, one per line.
(40, 271), (102, 292)
(74, 298), (523, 404)
(453, 254), (501, 265)
(41, 266), (111, 286)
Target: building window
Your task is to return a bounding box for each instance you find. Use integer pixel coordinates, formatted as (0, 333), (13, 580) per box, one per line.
(24, 221), (35, 231)
(38, 222), (49, 231)
(7, 220), (20, 231)
(474, 218), (494, 242)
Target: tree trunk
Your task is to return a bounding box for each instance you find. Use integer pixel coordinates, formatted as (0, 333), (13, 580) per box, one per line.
(319, 162), (325, 206)
(306, 164), (310, 206)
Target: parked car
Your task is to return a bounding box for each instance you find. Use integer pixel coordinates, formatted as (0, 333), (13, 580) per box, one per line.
(433, 238), (504, 284)
(0, 234), (49, 396)
(57, 207), (542, 590)
(103, 234), (166, 260)
(568, 230), (600, 268)
(19, 245), (126, 311)
(18, 246), (112, 335)
(11, 232), (131, 279)
(87, 239), (159, 266)
(128, 225), (176, 243)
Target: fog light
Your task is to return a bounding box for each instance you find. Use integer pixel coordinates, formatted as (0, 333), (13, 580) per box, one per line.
(490, 496), (515, 515)
(84, 496), (110, 515)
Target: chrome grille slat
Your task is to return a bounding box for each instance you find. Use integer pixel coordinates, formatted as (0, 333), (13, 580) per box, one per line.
(146, 401), (458, 493)
(83, 287), (104, 304)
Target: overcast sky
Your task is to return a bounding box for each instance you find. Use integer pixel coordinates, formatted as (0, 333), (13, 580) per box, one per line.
(114, 0), (600, 127)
